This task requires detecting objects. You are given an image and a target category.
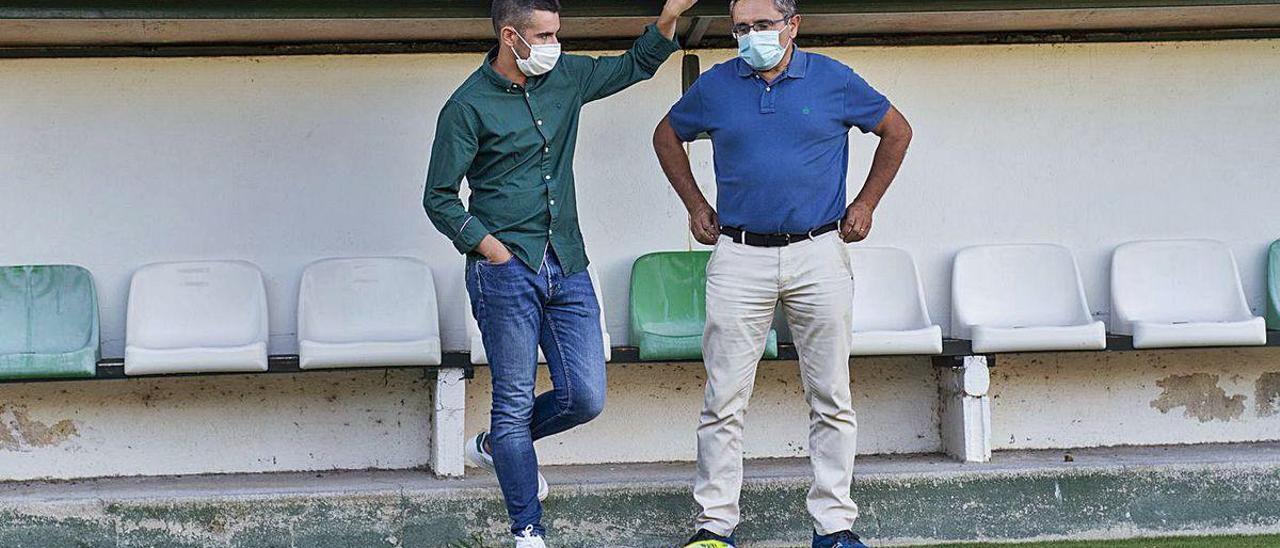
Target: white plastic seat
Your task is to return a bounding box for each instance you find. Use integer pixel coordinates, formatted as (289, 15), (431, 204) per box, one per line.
(466, 265), (611, 365)
(848, 247), (942, 355)
(1111, 239), (1266, 349)
(298, 257), (442, 369)
(125, 261), (269, 375)
(952, 244), (1106, 353)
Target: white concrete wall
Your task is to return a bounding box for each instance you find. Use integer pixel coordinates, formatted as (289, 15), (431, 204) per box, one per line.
(992, 349), (1280, 450)
(3, 41), (1278, 352)
(1, 39), (1279, 478)
(0, 370), (433, 481)
(465, 358), (942, 465)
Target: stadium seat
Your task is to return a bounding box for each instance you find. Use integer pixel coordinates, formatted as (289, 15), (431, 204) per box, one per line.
(630, 251), (778, 361)
(466, 265), (611, 365)
(125, 260), (269, 375)
(952, 244), (1106, 353)
(848, 247), (942, 355)
(1268, 240), (1280, 331)
(1111, 239), (1266, 349)
(0, 265), (100, 380)
(298, 257), (442, 369)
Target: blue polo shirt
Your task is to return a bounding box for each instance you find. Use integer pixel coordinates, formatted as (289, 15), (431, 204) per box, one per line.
(667, 49), (890, 234)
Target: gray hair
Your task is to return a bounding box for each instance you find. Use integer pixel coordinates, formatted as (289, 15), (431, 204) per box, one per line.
(729, 0), (797, 18)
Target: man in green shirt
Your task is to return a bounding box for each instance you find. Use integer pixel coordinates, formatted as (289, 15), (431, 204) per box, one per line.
(422, 1), (693, 545)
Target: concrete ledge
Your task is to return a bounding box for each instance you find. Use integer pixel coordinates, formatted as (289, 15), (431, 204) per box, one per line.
(3, 443), (1280, 547)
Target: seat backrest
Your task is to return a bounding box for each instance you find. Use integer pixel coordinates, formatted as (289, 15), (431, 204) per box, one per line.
(1269, 240), (1280, 330)
(629, 251), (711, 343)
(0, 265), (99, 355)
(299, 257), (438, 344)
(951, 244), (1093, 338)
(849, 247), (932, 332)
(127, 261), (268, 350)
(1111, 239), (1253, 328)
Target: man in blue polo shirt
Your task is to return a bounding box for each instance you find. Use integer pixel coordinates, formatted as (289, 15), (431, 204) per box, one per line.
(652, 1), (913, 547)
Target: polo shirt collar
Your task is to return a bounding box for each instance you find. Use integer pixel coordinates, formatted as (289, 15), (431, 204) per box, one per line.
(735, 47), (809, 79)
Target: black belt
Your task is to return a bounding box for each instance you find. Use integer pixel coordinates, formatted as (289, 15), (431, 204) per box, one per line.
(721, 222), (840, 247)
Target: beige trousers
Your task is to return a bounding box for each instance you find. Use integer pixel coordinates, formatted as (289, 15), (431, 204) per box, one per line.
(694, 231), (858, 536)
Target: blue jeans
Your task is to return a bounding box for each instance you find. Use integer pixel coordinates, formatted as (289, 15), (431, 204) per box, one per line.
(465, 248), (607, 536)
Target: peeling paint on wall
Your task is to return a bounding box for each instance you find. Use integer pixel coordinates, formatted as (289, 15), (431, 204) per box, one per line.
(0, 420), (15, 450)
(1150, 374), (1246, 423)
(1257, 372), (1280, 417)
(0, 404), (80, 451)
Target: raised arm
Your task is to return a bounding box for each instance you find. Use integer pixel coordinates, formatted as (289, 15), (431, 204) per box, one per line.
(577, 0), (695, 103)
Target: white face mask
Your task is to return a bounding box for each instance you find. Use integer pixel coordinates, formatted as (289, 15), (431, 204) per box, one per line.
(511, 31), (561, 77)
(737, 29), (789, 71)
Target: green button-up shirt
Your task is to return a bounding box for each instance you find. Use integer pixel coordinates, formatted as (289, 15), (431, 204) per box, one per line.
(423, 24), (680, 275)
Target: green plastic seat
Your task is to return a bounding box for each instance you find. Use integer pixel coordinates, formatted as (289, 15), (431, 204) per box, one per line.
(1269, 240), (1280, 330)
(0, 265), (100, 380)
(629, 251), (778, 361)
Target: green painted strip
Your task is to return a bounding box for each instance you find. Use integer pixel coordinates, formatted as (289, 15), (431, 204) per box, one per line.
(0, 0), (1278, 20)
(2, 463), (1279, 546)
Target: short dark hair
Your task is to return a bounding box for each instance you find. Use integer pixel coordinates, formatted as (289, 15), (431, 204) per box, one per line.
(491, 0), (561, 36)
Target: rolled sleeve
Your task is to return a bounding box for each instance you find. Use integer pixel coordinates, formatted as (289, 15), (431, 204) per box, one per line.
(844, 69), (891, 133)
(423, 100), (489, 254)
(578, 24), (681, 103)
(667, 77), (707, 142)
(631, 23), (682, 74)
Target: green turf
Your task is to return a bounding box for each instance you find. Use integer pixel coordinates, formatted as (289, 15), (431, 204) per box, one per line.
(916, 534), (1280, 547)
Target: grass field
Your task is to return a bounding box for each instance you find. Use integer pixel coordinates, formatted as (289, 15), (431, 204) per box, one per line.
(917, 535), (1280, 547)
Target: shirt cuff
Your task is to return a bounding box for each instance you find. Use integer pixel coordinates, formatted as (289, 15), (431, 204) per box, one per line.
(452, 215), (490, 254)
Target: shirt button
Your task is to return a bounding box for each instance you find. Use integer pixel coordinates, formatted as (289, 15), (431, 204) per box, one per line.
(766, 87), (772, 92)
(544, 147), (550, 153)
(548, 229), (554, 235)
(545, 175), (551, 180)
(549, 199), (556, 205)
(536, 120), (543, 126)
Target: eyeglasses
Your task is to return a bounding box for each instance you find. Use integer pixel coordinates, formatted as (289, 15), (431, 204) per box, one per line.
(731, 15), (793, 38)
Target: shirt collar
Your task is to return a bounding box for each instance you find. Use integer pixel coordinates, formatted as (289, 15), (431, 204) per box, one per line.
(736, 47), (809, 79)
(481, 47), (538, 92)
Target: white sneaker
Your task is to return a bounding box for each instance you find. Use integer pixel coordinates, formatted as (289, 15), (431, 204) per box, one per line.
(466, 431), (549, 501)
(514, 525), (547, 548)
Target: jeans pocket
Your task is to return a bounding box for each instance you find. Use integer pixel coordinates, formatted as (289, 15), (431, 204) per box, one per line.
(476, 256), (521, 278)
(479, 254), (515, 267)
